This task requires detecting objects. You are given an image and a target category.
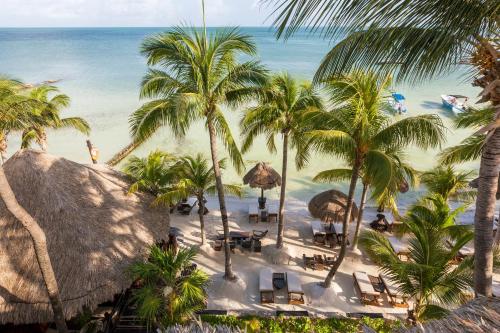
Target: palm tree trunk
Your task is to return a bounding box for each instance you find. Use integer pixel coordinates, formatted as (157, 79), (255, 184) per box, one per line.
(106, 140), (143, 167)
(351, 182), (368, 251)
(473, 128), (500, 297)
(198, 195), (206, 245)
(323, 157), (361, 288)
(207, 118), (235, 280)
(276, 133), (288, 249)
(0, 167), (68, 333)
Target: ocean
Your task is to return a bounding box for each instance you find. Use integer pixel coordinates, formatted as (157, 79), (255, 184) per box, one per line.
(0, 27), (480, 206)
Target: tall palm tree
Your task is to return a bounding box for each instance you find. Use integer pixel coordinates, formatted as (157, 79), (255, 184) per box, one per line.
(155, 154), (242, 245)
(129, 27), (267, 280)
(307, 70), (445, 288)
(268, 0), (499, 297)
(313, 147), (417, 251)
(360, 196), (474, 322)
(21, 85), (90, 151)
(240, 73), (323, 248)
(130, 245), (208, 329)
(421, 165), (476, 202)
(123, 150), (178, 197)
(0, 167), (68, 332)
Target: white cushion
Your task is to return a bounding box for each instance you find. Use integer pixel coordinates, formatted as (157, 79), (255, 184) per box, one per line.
(286, 272), (303, 293)
(354, 271), (379, 296)
(259, 268), (273, 291)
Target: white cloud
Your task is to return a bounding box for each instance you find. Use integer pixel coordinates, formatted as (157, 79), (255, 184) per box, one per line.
(0, 0), (275, 27)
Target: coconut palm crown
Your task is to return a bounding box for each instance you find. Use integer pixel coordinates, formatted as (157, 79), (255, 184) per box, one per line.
(240, 72), (323, 248)
(306, 70), (445, 288)
(129, 26), (268, 280)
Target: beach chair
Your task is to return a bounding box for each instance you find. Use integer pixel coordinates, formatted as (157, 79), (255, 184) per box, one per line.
(286, 272), (305, 304)
(268, 205), (278, 223)
(379, 274), (408, 308)
(260, 209), (269, 222)
(353, 272), (382, 306)
(259, 268), (274, 303)
(253, 239), (262, 252)
(311, 220), (326, 244)
(387, 236), (410, 261)
(323, 255), (337, 266)
(302, 254), (323, 271)
(249, 205), (259, 223)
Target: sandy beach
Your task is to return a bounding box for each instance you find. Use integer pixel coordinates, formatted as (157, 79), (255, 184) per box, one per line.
(170, 195), (415, 319)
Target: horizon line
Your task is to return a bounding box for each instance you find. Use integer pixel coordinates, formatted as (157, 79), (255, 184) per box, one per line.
(0, 25), (281, 29)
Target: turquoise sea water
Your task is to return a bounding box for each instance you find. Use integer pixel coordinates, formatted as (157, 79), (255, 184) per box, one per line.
(0, 27), (480, 205)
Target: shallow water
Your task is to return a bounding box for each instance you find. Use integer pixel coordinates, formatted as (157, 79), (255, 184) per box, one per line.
(0, 27), (480, 206)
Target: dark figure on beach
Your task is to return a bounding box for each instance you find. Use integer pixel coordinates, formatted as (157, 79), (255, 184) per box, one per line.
(370, 213), (390, 232)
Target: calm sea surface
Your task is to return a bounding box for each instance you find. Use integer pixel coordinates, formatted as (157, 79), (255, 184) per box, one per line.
(0, 27), (480, 205)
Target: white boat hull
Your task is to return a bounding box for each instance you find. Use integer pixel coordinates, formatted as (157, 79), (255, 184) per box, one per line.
(441, 95), (465, 114)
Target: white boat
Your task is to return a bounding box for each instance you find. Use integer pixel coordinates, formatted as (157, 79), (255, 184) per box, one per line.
(389, 93), (407, 114)
(441, 94), (468, 114)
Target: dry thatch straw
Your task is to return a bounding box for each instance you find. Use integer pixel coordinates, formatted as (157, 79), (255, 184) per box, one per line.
(401, 297), (500, 333)
(308, 189), (359, 223)
(0, 150), (169, 325)
(243, 162), (281, 191)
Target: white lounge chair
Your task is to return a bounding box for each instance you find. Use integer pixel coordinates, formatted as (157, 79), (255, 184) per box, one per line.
(249, 205), (259, 223)
(387, 236), (410, 260)
(268, 205), (278, 223)
(380, 274), (408, 308)
(286, 271), (304, 304)
(259, 268), (274, 303)
(353, 271), (381, 306)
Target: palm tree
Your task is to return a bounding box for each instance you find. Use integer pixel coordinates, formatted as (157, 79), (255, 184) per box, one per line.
(0, 167), (68, 332)
(0, 77), (38, 163)
(155, 154), (242, 245)
(240, 73), (323, 248)
(421, 166), (476, 202)
(360, 196), (474, 321)
(307, 70), (445, 288)
(21, 85), (90, 151)
(313, 147), (417, 251)
(123, 150), (178, 197)
(129, 26), (267, 280)
(130, 245), (208, 329)
(268, 0), (499, 297)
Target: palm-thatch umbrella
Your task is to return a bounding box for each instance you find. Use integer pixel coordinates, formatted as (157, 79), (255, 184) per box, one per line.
(243, 162), (281, 208)
(308, 189), (359, 223)
(0, 150), (169, 325)
(401, 297), (500, 333)
(470, 174), (500, 199)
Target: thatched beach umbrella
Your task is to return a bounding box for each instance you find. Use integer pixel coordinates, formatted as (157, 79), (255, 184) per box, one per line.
(308, 189), (359, 222)
(0, 150), (169, 325)
(470, 174), (500, 200)
(243, 162), (281, 208)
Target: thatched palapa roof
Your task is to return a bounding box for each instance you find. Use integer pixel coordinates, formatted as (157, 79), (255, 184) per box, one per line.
(402, 297), (500, 333)
(0, 150), (169, 324)
(243, 162), (281, 190)
(308, 189), (359, 222)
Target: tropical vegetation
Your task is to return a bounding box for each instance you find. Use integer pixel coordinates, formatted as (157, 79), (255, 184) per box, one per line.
(130, 245), (208, 329)
(155, 154), (242, 245)
(360, 194), (474, 321)
(420, 165), (476, 202)
(129, 26), (267, 280)
(269, 0), (499, 297)
(305, 70), (445, 287)
(240, 72), (323, 248)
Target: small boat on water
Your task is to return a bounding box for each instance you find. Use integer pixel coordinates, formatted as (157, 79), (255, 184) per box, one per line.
(389, 93), (407, 114)
(441, 94), (468, 114)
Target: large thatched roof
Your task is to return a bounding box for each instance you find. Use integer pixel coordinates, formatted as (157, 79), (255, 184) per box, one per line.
(0, 150), (169, 325)
(308, 189), (359, 222)
(243, 162), (281, 190)
(401, 297), (500, 333)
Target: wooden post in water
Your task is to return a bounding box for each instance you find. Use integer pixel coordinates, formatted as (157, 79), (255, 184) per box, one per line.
(86, 140), (99, 164)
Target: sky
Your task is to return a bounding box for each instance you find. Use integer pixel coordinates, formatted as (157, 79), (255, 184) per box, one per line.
(0, 0), (277, 27)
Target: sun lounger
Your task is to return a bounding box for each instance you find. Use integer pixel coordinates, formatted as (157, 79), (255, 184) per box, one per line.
(380, 274), (408, 308)
(286, 272), (305, 304)
(268, 205), (278, 223)
(311, 220), (327, 244)
(260, 268), (274, 303)
(302, 254), (324, 271)
(493, 279), (500, 297)
(387, 236), (410, 260)
(353, 271), (381, 306)
(249, 205), (259, 223)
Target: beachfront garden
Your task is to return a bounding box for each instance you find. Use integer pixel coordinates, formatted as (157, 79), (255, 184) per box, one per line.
(0, 1), (498, 333)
